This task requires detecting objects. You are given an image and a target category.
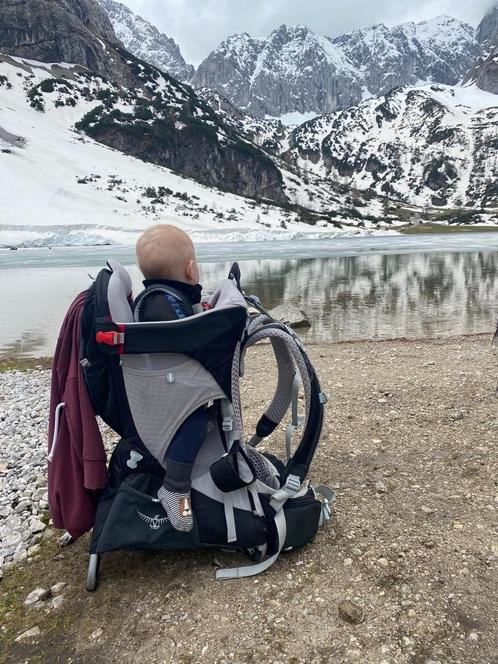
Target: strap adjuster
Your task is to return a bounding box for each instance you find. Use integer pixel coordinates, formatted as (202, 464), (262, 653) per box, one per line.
(222, 417), (234, 432)
(270, 474), (302, 506)
(284, 474), (301, 494)
(96, 331), (125, 346)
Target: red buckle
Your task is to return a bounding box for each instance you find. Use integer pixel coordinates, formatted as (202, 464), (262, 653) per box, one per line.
(96, 331), (122, 346)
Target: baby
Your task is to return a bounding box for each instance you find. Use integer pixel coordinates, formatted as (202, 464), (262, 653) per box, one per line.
(135, 224), (207, 532)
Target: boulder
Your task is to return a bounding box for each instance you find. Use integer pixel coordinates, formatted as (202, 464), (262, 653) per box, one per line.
(269, 304), (311, 329)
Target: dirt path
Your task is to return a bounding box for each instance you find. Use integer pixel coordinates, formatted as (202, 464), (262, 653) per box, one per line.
(1, 336), (497, 664)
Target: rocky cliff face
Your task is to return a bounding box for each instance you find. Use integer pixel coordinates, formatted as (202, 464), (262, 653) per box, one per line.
(477, 3), (498, 50)
(473, 40), (498, 94)
(0, 0), (128, 81)
(284, 85), (498, 208)
(470, 3), (498, 94)
(192, 17), (482, 118)
(96, 0), (193, 81)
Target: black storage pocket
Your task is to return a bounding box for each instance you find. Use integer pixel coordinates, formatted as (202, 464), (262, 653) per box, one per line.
(95, 474), (199, 553)
(283, 489), (322, 551)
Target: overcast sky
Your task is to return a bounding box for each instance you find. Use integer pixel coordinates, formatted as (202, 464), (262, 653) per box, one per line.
(122, 0), (494, 65)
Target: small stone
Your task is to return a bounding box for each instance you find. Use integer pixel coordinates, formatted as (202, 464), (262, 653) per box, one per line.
(453, 522), (464, 530)
(29, 518), (46, 534)
(375, 481), (387, 494)
(338, 600), (364, 624)
(51, 595), (64, 609)
(343, 557), (353, 566)
(90, 628), (104, 641)
(50, 582), (66, 595)
(25, 587), (51, 606)
(468, 632), (479, 641)
(450, 411), (464, 422)
(15, 626), (40, 641)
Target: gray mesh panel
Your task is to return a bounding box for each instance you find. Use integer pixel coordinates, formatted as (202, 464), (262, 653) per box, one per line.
(122, 353), (226, 463)
(245, 446), (280, 489)
(264, 337), (296, 424)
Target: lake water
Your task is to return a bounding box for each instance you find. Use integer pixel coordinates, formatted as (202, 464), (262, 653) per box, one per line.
(1, 233), (498, 358)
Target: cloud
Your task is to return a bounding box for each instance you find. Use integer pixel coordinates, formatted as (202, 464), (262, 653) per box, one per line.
(123, 0), (493, 65)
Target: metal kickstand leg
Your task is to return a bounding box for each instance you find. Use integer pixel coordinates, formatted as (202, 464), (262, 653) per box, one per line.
(86, 553), (100, 592)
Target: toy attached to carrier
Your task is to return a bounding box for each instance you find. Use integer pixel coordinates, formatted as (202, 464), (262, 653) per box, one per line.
(79, 260), (334, 590)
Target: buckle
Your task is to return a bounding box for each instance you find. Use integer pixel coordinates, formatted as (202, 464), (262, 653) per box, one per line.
(95, 331), (124, 346)
(284, 474), (301, 494)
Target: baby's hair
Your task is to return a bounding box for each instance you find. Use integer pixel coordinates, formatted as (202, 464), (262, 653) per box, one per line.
(136, 224), (195, 281)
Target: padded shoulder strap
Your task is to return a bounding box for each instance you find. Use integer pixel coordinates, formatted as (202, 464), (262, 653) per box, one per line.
(232, 322), (325, 483)
(132, 284), (195, 321)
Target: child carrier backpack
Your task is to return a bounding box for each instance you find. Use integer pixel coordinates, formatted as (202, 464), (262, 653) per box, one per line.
(80, 259), (334, 590)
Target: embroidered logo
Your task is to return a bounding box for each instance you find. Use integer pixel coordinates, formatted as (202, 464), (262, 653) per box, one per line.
(137, 510), (168, 530)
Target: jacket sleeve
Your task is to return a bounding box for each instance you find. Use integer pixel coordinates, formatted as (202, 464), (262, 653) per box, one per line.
(48, 375), (108, 539)
(47, 291), (108, 539)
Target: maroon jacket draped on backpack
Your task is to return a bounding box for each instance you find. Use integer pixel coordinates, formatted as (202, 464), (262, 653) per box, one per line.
(47, 291), (108, 539)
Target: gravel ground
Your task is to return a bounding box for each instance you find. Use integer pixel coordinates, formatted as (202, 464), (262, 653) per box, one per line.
(1, 335), (497, 664)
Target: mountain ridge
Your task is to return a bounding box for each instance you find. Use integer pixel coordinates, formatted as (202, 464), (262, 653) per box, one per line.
(191, 16), (482, 117)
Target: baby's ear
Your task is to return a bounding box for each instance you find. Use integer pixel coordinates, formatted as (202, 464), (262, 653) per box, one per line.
(185, 259), (196, 283)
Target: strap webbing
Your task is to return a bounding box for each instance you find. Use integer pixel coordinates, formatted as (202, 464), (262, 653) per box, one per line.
(216, 508), (287, 580)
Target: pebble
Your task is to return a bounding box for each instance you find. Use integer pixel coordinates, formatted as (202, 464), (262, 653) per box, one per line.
(15, 626), (40, 641)
(90, 628), (104, 640)
(0, 370), (50, 572)
(25, 587), (51, 606)
(51, 581), (66, 595)
(51, 595), (65, 609)
(338, 599), (365, 624)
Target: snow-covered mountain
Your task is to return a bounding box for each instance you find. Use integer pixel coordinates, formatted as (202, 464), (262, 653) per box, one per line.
(0, 0), (291, 203)
(95, 0), (194, 81)
(192, 17), (482, 118)
(0, 53), (404, 248)
(284, 84), (498, 209)
(196, 88), (289, 153)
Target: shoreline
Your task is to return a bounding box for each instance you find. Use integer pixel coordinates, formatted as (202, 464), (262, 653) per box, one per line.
(1, 332), (494, 372)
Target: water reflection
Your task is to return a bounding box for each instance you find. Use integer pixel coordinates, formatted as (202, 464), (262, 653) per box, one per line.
(201, 250), (498, 342)
(1, 250), (498, 357)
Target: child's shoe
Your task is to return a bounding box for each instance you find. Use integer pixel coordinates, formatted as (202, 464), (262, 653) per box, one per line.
(157, 486), (193, 532)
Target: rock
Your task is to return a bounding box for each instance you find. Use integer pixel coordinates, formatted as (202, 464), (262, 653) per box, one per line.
(449, 411), (465, 422)
(338, 600), (365, 624)
(268, 304), (311, 329)
(51, 595), (64, 609)
(25, 587), (51, 606)
(50, 581), (66, 595)
(375, 481), (388, 494)
(29, 518), (46, 534)
(15, 626), (40, 641)
(90, 627), (104, 640)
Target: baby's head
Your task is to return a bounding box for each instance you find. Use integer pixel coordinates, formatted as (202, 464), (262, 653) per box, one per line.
(136, 224), (200, 284)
